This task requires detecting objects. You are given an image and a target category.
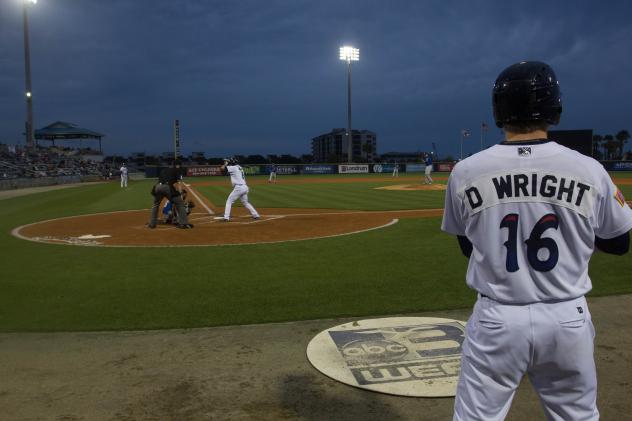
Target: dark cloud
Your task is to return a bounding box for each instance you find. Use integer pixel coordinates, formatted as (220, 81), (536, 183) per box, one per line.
(1, 0), (631, 157)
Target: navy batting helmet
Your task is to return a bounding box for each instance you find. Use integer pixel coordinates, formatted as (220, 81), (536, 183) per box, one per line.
(492, 61), (562, 128)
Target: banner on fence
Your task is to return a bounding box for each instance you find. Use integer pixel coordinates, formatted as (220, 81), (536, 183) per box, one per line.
(604, 161), (632, 171)
(301, 165), (338, 174)
(242, 166), (261, 175)
(186, 165), (223, 177)
(405, 164), (426, 173)
(277, 165), (300, 175)
(436, 162), (456, 172)
(371, 164), (400, 173)
(339, 164), (369, 174)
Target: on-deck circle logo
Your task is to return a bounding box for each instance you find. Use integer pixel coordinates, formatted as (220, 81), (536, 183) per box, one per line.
(342, 339), (408, 364)
(307, 317), (466, 397)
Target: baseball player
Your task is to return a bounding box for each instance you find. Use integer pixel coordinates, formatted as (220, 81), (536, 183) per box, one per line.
(162, 190), (195, 224)
(120, 163), (128, 188)
(423, 153), (433, 184)
(221, 157), (260, 222)
(147, 160), (193, 229)
(442, 61), (632, 421)
(392, 162), (399, 177)
(268, 163), (277, 183)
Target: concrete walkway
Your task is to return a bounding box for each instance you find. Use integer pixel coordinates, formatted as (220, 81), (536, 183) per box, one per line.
(1, 294), (631, 421)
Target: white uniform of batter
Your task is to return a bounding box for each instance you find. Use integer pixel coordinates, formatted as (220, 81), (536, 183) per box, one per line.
(223, 164), (260, 221)
(442, 140), (632, 420)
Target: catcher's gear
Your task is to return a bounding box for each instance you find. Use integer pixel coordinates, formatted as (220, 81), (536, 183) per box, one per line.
(184, 200), (195, 214)
(492, 61), (562, 128)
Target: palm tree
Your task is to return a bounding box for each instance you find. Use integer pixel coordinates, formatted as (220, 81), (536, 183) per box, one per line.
(603, 134), (617, 160)
(592, 134), (603, 159)
(615, 130), (630, 160)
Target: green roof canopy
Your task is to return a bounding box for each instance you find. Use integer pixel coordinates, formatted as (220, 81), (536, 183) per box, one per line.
(34, 121), (104, 140)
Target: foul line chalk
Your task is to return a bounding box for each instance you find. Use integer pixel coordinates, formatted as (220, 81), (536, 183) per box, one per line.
(183, 183), (214, 215)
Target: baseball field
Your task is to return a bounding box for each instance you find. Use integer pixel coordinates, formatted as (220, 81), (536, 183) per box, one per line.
(2, 172), (631, 333)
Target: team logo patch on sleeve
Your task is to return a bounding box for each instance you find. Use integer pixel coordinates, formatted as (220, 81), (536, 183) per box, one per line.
(614, 188), (626, 207)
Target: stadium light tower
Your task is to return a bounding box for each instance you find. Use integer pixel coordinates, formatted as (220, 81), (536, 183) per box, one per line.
(23, 0), (38, 150)
(339, 46), (359, 163)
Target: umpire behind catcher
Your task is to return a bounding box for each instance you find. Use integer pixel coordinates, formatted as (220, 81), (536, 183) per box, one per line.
(147, 160), (193, 229)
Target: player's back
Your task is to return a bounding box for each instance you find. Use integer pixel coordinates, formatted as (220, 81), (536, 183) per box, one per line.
(442, 140), (631, 303)
(227, 165), (247, 186)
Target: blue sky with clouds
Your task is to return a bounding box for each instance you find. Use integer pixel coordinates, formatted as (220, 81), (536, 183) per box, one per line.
(1, 0), (630, 158)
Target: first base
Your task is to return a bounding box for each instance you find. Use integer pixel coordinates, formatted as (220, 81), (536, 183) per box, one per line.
(306, 317), (466, 397)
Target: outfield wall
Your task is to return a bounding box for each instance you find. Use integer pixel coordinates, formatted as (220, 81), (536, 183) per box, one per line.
(148, 163), (442, 177)
(145, 160), (632, 178)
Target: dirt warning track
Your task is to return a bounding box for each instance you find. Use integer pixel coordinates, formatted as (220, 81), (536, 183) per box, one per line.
(12, 208), (443, 247)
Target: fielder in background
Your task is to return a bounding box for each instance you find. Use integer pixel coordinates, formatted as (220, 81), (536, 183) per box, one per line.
(423, 153), (433, 184)
(222, 157), (260, 222)
(147, 160), (193, 229)
(120, 163), (128, 188)
(442, 61), (632, 420)
(268, 163), (277, 183)
(392, 162), (399, 177)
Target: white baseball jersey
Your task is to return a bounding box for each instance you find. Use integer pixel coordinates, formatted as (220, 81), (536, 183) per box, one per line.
(226, 165), (247, 186)
(442, 140), (632, 304)
(120, 166), (128, 177)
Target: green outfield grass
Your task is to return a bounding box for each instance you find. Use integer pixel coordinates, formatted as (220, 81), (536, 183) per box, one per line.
(0, 172), (630, 332)
(197, 180), (446, 210)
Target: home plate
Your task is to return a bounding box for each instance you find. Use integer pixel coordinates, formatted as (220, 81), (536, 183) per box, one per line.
(306, 317), (466, 397)
(77, 234), (111, 239)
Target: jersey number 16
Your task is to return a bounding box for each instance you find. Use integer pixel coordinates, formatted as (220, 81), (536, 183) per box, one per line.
(500, 213), (560, 273)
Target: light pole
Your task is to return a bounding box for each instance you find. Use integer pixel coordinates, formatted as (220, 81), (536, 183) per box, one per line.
(23, 0), (37, 150)
(460, 129), (470, 160)
(480, 122), (488, 151)
(339, 46), (359, 163)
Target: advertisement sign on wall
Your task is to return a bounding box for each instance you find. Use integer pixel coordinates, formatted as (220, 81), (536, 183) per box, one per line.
(242, 166), (261, 175)
(607, 161), (632, 171)
(339, 164), (369, 174)
(405, 164), (426, 173)
(436, 162), (456, 172)
(277, 165), (300, 175)
(301, 165), (338, 174)
(186, 166), (223, 177)
(371, 164), (400, 173)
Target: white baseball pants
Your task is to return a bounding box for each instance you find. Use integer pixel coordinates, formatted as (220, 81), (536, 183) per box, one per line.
(224, 184), (259, 220)
(424, 165), (433, 184)
(454, 295), (598, 421)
